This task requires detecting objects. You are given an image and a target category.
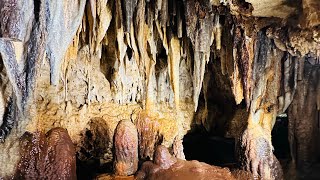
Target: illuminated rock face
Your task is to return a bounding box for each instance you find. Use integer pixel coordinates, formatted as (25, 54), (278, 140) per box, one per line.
(0, 0), (319, 179)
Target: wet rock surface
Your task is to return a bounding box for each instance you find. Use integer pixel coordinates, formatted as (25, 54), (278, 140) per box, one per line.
(14, 127), (76, 180)
(136, 145), (237, 180)
(114, 120), (138, 176)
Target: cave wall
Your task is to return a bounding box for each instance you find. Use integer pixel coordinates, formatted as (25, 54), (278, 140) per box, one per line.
(0, 0), (319, 178)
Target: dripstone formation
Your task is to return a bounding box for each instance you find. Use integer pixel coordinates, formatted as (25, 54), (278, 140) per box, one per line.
(0, 0), (319, 179)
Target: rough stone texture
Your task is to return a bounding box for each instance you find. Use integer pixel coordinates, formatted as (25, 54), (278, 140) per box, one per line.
(136, 145), (236, 180)
(14, 127), (76, 180)
(288, 61), (320, 177)
(0, 0), (319, 178)
(301, 0), (320, 28)
(245, 0), (297, 18)
(236, 30), (285, 180)
(240, 126), (283, 180)
(231, 169), (254, 179)
(114, 120), (138, 176)
(77, 117), (113, 163)
(135, 113), (162, 160)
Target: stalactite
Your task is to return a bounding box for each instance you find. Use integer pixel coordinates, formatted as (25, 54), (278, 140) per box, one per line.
(122, 0), (138, 33)
(0, 90), (5, 127)
(184, 0), (214, 111)
(46, 0), (86, 86)
(0, 0), (34, 113)
(238, 29), (294, 179)
(0, 40), (25, 111)
(168, 36), (181, 109)
(96, 0), (112, 52)
(214, 15), (222, 50)
(160, 0), (168, 27)
(88, 0), (97, 53)
(277, 53), (298, 113)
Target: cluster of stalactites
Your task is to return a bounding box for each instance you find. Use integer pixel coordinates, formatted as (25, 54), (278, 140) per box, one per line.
(82, 0), (223, 111)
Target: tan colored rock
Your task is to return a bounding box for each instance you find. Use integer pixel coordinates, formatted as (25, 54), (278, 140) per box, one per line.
(245, 0), (296, 18)
(302, 0), (320, 28)
(135, 113), (162, 160)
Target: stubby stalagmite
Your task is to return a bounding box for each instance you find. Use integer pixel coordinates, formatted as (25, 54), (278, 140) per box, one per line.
(114, 120), (138, 176)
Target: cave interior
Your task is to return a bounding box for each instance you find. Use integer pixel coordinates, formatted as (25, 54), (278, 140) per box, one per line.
(0, 0), (319, 179)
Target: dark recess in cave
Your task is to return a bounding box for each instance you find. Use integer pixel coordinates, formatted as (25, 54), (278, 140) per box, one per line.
(183, 130), (237, 168)
(183, 57), (245, 169)
(76, 118), (113, 180)
(272, 115), (290, 161)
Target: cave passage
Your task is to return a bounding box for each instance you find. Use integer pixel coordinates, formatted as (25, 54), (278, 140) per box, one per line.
(183, 131), (236, 168)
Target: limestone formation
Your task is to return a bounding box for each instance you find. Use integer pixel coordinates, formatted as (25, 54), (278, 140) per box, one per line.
(14, 128), (76, 179)
(136, 145), (237, 180)
(135, 113), (163, 161)
(114, 120), (138, 176)
(0, 0), (318, 179)
(288, 61), (320, 176)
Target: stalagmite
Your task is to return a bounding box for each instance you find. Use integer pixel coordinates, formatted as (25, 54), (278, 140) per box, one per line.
(239, 31), (284, 179)
(135, 113), (162, 160)
(15, 128), (76, 179)
(114, 120), (138, 176)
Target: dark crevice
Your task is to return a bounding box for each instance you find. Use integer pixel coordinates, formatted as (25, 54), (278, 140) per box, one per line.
(34, 0), (41, 22)
(0, 97), (15, 143)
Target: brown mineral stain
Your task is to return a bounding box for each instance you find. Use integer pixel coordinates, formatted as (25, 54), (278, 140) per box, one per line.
(14, 127), (76, 180)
